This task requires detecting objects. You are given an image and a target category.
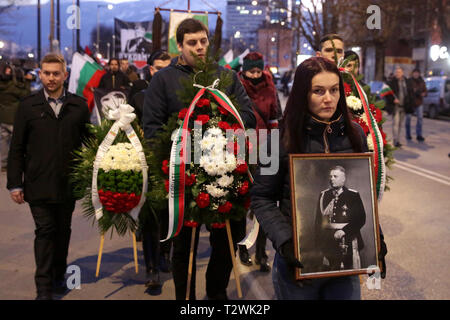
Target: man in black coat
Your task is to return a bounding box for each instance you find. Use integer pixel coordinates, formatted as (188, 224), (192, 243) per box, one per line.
(98, 58), (131, 92)
(386, 67), (414, 147)
(143, 18), (255, 300)
(315, 166), (366, 272)
(7, 54), (90, 300)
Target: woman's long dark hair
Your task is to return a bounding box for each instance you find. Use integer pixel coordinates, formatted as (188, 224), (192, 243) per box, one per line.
(281, 57), (363, 153)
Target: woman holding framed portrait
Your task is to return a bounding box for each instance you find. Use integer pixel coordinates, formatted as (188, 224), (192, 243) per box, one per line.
(250, 57), (387, 300)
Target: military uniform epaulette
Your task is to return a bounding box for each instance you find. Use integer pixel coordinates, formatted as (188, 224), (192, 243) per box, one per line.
(321, 188), (333, 194)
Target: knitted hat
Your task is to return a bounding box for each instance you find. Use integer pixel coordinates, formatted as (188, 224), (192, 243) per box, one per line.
(242, 52), (264, 72)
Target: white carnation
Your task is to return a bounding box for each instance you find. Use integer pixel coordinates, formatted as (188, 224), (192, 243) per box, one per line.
(205, 184), (229, 198)
(367, 135), (374, 151)
(217, 175), (234, 188)
(346, 96), (362, 111)
(99, 142), (142, 172)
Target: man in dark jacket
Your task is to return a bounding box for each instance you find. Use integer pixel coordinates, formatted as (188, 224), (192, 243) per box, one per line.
(7, 54), (90, 300)
(143, 18), (255, 300)
(129, 50), (171, 291)
(406, 69), (427, 142)
(387, 66), (414, 147)
(0, 64), (32, 171)
(98, 58), (131, 91)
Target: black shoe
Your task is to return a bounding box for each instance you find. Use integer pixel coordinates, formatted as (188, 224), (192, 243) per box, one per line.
(417, 136), (425, 142)
(394, 142), (402, 148)
(53, 280), (69, 295)
(406, 135), (412, 140)
(159, 253), (171, 273)
(145, 270), (161, 290)
(255, 256), (271, 272)
(36, 292), (53, 300)
(238, 245), (252, 266)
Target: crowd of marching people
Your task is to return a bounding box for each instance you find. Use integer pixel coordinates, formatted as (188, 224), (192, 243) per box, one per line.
(2, 17), (412, 301)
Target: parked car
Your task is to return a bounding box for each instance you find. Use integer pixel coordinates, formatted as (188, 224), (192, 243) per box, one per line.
(423, 76), (450, 119)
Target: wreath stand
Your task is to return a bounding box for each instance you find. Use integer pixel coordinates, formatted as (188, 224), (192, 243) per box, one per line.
(95, 232), (139, 277)
(185, 220), (242, 300)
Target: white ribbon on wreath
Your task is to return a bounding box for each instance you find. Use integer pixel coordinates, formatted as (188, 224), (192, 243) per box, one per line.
(91, 93), (148, 220)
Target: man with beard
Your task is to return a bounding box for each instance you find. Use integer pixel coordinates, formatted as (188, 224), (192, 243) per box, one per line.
(98, 58), (131, 91)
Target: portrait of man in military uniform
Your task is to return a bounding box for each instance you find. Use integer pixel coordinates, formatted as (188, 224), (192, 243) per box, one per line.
(290, 154), (380, 280)
(314, 166), (366, 272)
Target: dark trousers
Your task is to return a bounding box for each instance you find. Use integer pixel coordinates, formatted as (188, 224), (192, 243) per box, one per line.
(140, 202), (172, 273)
(29, 201), (75, 294)
(255, 225), (268, 260)
(172, 220), (241, 300)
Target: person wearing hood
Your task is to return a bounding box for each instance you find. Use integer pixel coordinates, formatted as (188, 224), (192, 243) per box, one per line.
(236, 52), (281, 272)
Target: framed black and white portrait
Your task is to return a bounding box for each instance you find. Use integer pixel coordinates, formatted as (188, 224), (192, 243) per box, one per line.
(289, 153), (381, 280)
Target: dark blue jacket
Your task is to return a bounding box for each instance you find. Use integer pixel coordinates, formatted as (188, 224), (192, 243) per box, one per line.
(142, 57), (256, 139)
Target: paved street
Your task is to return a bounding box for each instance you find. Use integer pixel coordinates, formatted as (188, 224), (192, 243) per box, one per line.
(0, 95), (449, 300)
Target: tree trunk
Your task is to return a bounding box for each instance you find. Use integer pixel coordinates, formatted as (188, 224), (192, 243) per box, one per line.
(375, 42), (386, 81)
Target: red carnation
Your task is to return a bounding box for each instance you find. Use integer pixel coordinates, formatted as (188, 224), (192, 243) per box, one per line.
(195, 192), (210, 208)
(244, 197), (251, 210)
(196, 98), (210, 108)
(162, 159), (169, 175)
(164, 179), (170, 193)
(195, 114), (210, 125)
(381, 129), (387, 146)
(211, 222), (226, 229)
(185, 173), (196, 187)
(352, 118), (369, 135)
(234, 162), (248, 174)
(218, 106), (229, 115)
(218, 201), (233, 213)
(238, 181), (249, 195)
(178, 108), (188, 120)
(231, 123), (242, 131)
(344, 82), (353, 97)
(370, 104), (382, 123)
(184, 220), (199, 228)
(218, 121), (231, 131)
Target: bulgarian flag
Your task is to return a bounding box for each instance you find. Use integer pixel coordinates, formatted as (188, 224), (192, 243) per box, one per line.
(219, 49), (233, 68)
(219, 49), (249, 70)
(68, 52), (106, 112)
(380, 83), (394, 98)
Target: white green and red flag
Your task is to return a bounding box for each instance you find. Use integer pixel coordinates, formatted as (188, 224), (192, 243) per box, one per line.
(379, 83), (394, 98)
(68, 52), (106, 111)
(219, 49), (249, 70)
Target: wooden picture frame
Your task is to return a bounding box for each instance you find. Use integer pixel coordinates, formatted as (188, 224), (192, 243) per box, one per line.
(289, 153), (381, 280)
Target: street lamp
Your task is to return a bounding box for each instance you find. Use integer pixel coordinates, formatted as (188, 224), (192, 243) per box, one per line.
(97, 4), (114, 54)
(0, 41), (4, 49)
